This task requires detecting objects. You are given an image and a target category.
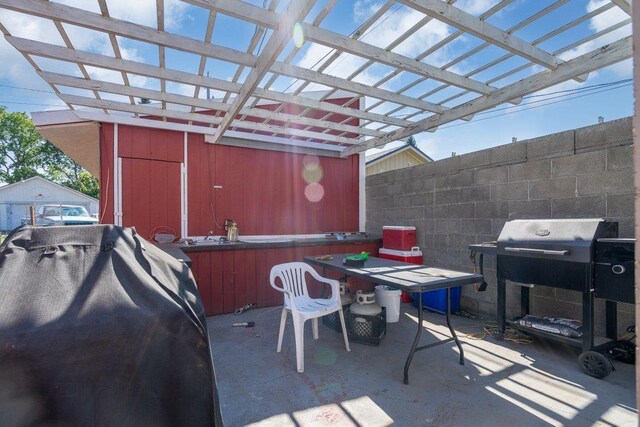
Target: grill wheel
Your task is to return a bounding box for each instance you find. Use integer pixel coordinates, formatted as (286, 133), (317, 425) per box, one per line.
(578, 351), (613, 379)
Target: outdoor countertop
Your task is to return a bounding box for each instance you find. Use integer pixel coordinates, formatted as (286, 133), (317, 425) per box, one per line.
(180, 235), (381, 253)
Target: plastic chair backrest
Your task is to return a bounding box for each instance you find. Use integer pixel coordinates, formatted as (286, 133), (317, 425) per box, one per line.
(270, 262), (314, 303)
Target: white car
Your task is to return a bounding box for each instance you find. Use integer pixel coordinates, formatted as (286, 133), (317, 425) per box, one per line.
(34, 205), (99, 226)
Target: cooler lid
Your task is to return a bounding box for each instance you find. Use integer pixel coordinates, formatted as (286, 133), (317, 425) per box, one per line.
(383, 226), (416, 231)
(379, 246), (422, 256)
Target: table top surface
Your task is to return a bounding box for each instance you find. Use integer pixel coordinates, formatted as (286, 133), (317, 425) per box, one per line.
(304, 254), (482, 292)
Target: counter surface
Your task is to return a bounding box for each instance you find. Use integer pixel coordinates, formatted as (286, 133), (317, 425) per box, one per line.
(181, 235), (382, 253)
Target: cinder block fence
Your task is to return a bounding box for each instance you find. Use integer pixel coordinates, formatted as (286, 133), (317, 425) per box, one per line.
(366, 117), (634, 335)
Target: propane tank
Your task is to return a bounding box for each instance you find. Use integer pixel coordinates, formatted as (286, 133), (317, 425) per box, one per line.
(339, 282), (353, 306)
(349, 290), (382, 316)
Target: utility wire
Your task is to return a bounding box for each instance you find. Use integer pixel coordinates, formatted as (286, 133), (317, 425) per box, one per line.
(524, 78), (631, 98)
(0, 83), (56, 94)
(472, 79), (631, 117)
(438, 83), (631, 130)
(386, 78), (631, 118)
(0, 100), (65, 107)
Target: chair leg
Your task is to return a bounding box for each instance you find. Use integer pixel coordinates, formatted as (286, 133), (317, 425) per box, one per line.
(293, 317), (305, 373)
(276, 307), (287, 353)
(312, 318), (319, 340)
(338, 308), (351, 352)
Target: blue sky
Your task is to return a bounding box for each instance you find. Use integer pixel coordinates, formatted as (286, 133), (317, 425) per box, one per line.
(0, 0), (632, 160)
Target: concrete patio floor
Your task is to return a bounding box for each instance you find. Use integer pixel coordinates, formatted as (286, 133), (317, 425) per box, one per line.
(207, 305), (636, 426)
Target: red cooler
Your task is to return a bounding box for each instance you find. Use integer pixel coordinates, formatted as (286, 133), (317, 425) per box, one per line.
(382, 226), (417, 251)
(378, 246), (422, 263)
(379, 247), (422, 303)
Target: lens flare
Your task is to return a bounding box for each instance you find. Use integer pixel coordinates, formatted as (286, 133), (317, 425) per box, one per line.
(302, 166), (323, 184)
(302, 155), (323, 184)
(303, 155), (319, 168)
(293, 22), (304, 48)
(304, 183), (324, 202)
(314, 346), (338, 366)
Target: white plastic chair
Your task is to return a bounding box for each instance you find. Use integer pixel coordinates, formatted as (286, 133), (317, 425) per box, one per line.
(270, 262), (350, 373)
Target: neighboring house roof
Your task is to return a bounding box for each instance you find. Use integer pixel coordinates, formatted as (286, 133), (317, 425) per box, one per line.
(0, 176), (98, 203)
(365, 144), (433, 166)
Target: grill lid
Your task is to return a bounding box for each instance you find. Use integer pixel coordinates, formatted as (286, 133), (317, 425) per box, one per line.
(496, 219), (618, 262)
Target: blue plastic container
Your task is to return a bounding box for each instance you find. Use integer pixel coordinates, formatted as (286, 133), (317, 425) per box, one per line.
(412, 287), (461, 314)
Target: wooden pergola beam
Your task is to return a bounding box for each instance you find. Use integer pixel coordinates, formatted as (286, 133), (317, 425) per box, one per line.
(210, 0), (319, 144)
(6, 36), (409, 129)
(400, 0), (563, 70)
(341, 36), (632, 156)
(60, 93), (359, 145)
(37, 71), (383, 138)
(186, 0), (496, 95)
(0, 0), (256, 67)
(610, 0), (631, 15)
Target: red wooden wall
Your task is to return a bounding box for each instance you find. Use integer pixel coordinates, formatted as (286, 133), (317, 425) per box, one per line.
(189, 243), (379, 316)
(187, 134), (360, 236)
(101, 123), (360, 237)
(100, 124), (184, 239)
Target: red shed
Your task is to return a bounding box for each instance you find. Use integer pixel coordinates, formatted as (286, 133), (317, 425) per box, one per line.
(33, 93), (377, 315)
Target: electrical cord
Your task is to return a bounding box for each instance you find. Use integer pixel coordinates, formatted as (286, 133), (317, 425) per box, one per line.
(463, 321), (534, 344)
(149, 225), (178, 243)
(205, 143), (224, 231)
(100, 167), (110, 223)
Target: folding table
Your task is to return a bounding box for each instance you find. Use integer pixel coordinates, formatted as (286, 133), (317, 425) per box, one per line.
(304, 254), (483, 384)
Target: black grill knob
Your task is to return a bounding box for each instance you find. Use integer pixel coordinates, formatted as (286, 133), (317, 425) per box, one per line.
(612, 264), (626, 275)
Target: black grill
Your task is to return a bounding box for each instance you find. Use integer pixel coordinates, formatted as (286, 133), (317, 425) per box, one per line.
(594, 238), (635, 304)
(496, 219), (618, 292)
(470, 218), (635, 378)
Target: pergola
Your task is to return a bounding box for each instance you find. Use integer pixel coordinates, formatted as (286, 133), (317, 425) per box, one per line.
(0, 0), (632, 157)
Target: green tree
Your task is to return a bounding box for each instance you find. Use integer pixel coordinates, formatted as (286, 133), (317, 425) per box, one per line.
(0, 106), (99, 198)
(0, 107), (44, 183)
(39, 142), (99, 199)
(406, 136), (417, 147)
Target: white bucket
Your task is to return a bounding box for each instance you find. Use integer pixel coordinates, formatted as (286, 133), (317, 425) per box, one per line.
(375, 285), (402, 323)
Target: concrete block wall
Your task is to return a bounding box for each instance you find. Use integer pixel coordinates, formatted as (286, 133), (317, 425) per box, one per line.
(366, 117), (634, 336)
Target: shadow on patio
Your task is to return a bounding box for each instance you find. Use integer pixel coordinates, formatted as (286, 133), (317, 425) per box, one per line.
(207, 305), (636, 426)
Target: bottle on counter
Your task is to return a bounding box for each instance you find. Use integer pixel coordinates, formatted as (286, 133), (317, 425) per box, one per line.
(227, 222), (238, 242)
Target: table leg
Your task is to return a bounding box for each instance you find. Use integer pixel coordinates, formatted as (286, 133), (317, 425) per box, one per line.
(403, 291), (424, 385)
(446, 287), (464, 365)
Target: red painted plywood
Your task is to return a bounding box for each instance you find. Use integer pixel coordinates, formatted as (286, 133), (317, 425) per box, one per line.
(117, 124), (183, 163)
(186, 135), (360, 236)
(210, 252), (224, 315)
(244, 250), (257, 307)
(120, 158), (181, 240)
(191, 241), (381, 316)
(222, 251), (235, 313)
(254, 249), (269, 309)
(233, 250), (247, 310)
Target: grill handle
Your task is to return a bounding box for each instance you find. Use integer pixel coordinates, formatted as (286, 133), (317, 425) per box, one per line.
(504, 247), (569, 256)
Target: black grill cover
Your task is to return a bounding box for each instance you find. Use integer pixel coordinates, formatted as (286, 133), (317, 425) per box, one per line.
(0, 225), (221, 426)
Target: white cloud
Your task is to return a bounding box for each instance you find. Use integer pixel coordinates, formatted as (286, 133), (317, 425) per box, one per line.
(295, 2), (454, 90)
(85, 0), (189, 31)
(353, 0), (384, 23)
(558, 0), (631, 77)
(0, 0), (192, 112)
(455, 0), (501, 16)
